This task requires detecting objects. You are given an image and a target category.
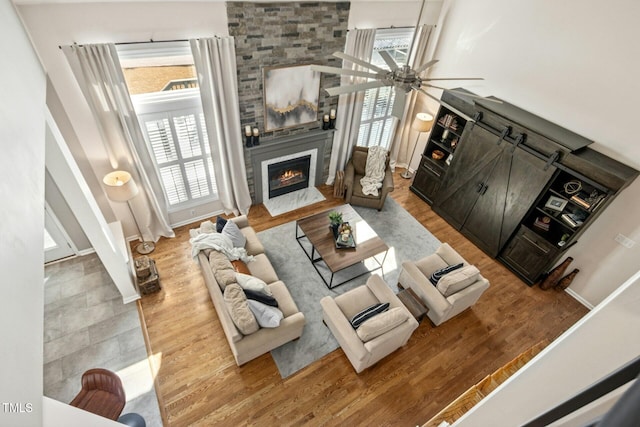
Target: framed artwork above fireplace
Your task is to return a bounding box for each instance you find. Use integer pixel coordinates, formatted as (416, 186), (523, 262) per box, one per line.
(263, 64), (320, 132)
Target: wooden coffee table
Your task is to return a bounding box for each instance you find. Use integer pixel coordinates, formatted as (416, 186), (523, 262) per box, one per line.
(295, 204), (389, 289)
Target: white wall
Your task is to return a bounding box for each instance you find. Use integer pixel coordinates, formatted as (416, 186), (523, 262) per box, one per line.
(348, 0), (443, 28)
(0, 1), (45, 425)
(455, 269), (640, 426)
(429, 0), (640, 305)
(17, 1), (229, 237)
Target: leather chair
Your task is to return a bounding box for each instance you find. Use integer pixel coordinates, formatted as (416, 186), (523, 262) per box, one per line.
(69, 368), (126, 420)
(321, 275), (418, 373)
(398, 243), (490, 326)
(344, 146), (394, 211)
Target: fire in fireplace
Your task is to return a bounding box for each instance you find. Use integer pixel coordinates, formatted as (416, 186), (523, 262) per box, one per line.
(268, 155), (311, 199)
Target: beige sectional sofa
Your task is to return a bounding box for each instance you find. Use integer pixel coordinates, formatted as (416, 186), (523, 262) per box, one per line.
(194, 216), (305, 366)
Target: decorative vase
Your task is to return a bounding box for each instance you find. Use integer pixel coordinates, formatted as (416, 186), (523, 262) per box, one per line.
(245, 134), (253, 148)
(555, 268), (579, 290)
(539, 256), (573, 290)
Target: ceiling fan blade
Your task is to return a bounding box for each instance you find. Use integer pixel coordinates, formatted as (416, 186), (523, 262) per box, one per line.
(310, 65), (382, 80)
(391, 89), (407, 119)
(332, 52), (389, 73)
(415, 87), (475, 122)
(414, 59), (439, 74)
(422, 84), (503, 103)
(422, 77), (484, 81)
(378, 50), (399, 71)
(324, 80), (387, 96)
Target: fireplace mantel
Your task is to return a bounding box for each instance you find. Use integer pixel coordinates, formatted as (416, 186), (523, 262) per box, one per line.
(249, 130), (334, 204)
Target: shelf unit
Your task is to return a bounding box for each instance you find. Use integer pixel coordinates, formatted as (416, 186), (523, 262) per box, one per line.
(410, 105), (470, 204)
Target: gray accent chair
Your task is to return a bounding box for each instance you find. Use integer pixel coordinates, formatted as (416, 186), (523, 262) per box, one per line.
(344, 146), (394, 211)
(398, 243), (490, 326)
(321, 275), (418, 373)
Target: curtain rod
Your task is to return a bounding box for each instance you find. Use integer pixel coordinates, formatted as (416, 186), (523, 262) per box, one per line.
(58, 38), (191, 50)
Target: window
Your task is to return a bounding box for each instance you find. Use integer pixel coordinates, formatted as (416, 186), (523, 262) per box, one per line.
(357, 28), (414, 150)
(117, 42), (218, 210)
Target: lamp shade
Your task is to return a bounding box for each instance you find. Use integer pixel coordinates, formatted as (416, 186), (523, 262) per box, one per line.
(103, 170), (139, 202)
(412, 112), (434, 133)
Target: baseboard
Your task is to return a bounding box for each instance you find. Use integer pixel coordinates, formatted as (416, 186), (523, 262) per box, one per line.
(171, 211), (223, 229)
(77, 248), (95, 256)
(123, 293), (141, 304)
(564, 288), (594, 310)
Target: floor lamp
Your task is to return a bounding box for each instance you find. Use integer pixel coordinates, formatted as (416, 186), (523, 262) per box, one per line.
(103, 170), (155, 255)
(401, 112), (434, 179)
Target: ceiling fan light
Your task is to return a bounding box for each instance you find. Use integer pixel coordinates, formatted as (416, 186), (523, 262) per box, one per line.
(413, 112), (434, 132)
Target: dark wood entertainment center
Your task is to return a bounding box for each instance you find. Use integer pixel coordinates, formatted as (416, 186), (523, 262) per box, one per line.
(411, 89), (638, 285)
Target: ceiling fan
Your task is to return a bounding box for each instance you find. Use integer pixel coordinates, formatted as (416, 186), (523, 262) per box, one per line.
(310, 0), (500, 122)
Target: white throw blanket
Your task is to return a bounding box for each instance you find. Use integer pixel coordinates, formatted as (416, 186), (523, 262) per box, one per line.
(189, 232), (253, 263)
(360, 146), (388, 196)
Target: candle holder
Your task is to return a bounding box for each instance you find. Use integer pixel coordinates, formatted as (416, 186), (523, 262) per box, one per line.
(245, 133), (253, 148)
(322, 114), (330, 130)
(329, 116), (336, 129)
(252, 127), (260, 146)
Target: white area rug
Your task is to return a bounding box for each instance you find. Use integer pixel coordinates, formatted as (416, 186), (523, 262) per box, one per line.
(263, 187), (326, 217)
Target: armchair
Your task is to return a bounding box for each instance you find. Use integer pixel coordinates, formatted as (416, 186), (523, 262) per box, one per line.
(69, 368), (126, 420)
(321, 275), (418, 373)
(398, 243), (490, 326)
(344, 146), (393, 210)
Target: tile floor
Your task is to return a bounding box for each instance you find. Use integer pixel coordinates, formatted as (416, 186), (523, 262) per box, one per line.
(44, 254), (162, 426)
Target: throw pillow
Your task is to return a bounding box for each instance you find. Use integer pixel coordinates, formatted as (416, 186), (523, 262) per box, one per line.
(235, 272), (272, 296)
(247, 300), (283, 328)
(216, 216), (228, 233)
(222, 220), (246, 248)
(224, 284), (259, 335)
(209, 251), (233, 271)
(200, 220), (216, 234)
(356, 307), (409, 342)
(231, 259), (251, 275)
(214, 269), (237, 291)
(429, 263), (464, 286)
(437, 265), (480, 297)
(244, 288), (278, 307)
(350, 302), (390, 329)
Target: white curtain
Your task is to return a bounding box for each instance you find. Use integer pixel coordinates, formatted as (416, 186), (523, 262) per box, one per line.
(62, 44), (175, 242)
(191, 37), (252, 216)
(326, 28), (376, 185)
(389, 25), (434, 170)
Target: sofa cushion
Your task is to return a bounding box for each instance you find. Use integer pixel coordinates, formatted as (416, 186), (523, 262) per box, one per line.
(356, 307), (409, 342)
(241, 226), (265, 255)
(214, 269), (237, 291)
(429, 263), (464, 286)
(235, 272), (272, 296)
(209, 251), (233, 271)
(334, 285), (379, 320)
(247, 300), (283, 328)
(223, 284), (259, 335)
(350, 302), (389, 329)
(200, 220), (216, 234)
(221, 220), (246, 248)
(231, 259), (251, 275)
(216, 216), (227, 233)
(244, 289), (278, 307)
(437, 265), (481, 297)
(268, 281), (299, 317)
(246, 253), (278, 284)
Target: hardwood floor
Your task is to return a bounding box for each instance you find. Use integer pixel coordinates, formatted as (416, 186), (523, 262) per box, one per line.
(138, 171), (588, 426)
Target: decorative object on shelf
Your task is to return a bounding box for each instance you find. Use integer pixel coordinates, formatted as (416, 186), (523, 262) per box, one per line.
(322, 114), (330, 130)
(252, 127), (260, 146)
(561, 211), (586, 228)
(401, 112), (434, 179)
(431, 149), (445, 160)
(263, 64), (320, 131)
(545, 195), (568, 211)
(563, 180), (582, 195)
(329, 108), (336, 129)
(558, 233), (570, 247)
(445, 154), (453, 166)
(555, 268), (579, 290)
(102, 171), (155, 255)
(450, 137), (459, 151)
(539, 256), (573, 290)
(244, 125), (253, 148)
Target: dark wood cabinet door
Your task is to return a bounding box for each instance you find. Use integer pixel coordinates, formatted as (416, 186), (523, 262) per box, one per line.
(500, 226), (560, 283)
(463, 146), (556, 256)
(433, 125), (503, 229)
(410, 158), (443, 204)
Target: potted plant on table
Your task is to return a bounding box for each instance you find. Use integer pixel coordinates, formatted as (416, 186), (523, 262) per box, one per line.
(328, 211), (343, 236)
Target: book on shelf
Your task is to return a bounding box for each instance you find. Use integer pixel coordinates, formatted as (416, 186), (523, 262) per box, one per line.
(570, 190), (605, 211)
(533, 216), (551, 231)
(561, 212), (585, 228)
